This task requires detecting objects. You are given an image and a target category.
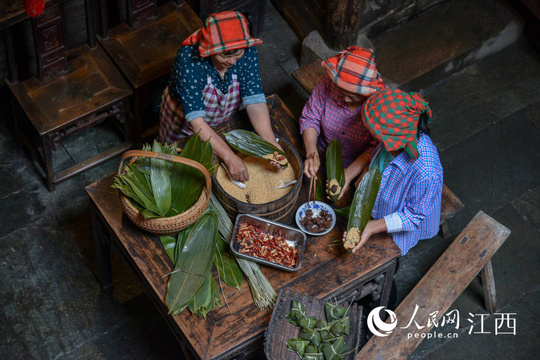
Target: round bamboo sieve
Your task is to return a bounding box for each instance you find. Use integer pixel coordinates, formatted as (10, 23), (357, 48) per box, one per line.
(117, 150), (212, 236)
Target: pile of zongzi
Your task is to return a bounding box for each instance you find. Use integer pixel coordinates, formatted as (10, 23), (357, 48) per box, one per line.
(286, 300), (354, 360)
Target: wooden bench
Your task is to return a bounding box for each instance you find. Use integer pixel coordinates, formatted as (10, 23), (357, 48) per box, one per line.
(356, 211), (511, 359)
(292, 63), (465, 239)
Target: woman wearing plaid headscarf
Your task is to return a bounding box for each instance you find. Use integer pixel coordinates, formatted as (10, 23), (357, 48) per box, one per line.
(347, 88), (443, 256)
(158, 11), (282, 181)
(299, 46), (386, 198)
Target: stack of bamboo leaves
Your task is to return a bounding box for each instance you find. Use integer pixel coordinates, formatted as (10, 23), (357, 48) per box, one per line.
(286, 300), (354, 359)
(160, 207), (243, 317)
(163, 195), (277, 315)
(112, 134), (216, 219)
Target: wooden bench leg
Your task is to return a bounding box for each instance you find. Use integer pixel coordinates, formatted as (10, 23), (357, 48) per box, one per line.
(480, 259), (497, 314)
(439, 220), (450, 239)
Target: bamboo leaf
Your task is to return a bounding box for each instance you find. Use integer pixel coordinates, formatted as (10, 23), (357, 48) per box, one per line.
(214, 234), (242, 290)
(223, 129), (288, 167)
(150, 140), (172, 216)
(187, 274), (213, 315)
(344, 167), (382, 250)
(174, 224), (193, 266)
(120, 174), (160, 215)
(160, 236), (177, 263)
(326, 139), (345, 203)
(168, 133), (213, 216)
(334, 207), (350, 220)
(315, 177), (325, 201)
(165, 211), (218, 314)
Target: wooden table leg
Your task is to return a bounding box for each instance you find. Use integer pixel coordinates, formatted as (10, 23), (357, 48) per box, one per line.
(481, 259), (497, 314)
(91, 206), (113, 296)
(42, 134), (56, 192)
(372, 259), (397, 309)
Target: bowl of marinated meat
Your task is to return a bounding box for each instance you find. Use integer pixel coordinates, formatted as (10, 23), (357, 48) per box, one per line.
(295, 201), (336, 236)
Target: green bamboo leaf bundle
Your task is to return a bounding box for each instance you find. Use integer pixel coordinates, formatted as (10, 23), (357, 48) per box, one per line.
(165, 210), (217, 315)
(326, 139), (345, 203)
(343, 166), (382, 251)
(223, 129), (288, 167)
(113, 135), (215, 220)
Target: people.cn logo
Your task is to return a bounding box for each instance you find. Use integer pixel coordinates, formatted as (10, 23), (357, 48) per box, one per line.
(367, 306), (398, 337)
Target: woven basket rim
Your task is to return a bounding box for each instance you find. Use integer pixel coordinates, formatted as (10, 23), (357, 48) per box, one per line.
(119, 186), (210, 222)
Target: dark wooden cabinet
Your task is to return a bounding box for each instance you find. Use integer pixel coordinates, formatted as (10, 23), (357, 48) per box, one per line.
(186, 0), (266, 36)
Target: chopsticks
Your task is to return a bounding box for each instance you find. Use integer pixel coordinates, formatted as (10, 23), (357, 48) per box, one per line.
(308, 176), (316, 206)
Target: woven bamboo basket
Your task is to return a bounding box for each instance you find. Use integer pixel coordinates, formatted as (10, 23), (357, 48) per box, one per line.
(264, 289), (363, 360)
(117, 150), (212, 236)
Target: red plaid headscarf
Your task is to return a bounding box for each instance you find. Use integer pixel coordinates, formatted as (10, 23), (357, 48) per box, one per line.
(182, 11), (262, 57)
(362, 88), (432, 161)
(322, 46), (385, 96)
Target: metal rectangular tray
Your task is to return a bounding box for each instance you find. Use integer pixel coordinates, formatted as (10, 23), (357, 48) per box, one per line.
(230, 214), (307, 272)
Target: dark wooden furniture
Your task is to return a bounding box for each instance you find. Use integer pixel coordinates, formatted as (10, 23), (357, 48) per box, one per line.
(357, 211), (511, 360)
(86, 94), (401, 359)
(291, 64), (465, 239)
(6, 0), (133, 191)
(97, 0), (202, 143)
(187, 0), (267, 36)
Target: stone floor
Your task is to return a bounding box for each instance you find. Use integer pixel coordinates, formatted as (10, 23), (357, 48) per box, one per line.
(0, 1), (539, 359)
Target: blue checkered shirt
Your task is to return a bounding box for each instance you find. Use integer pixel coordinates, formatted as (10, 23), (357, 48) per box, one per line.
(371, 134), (443, 255)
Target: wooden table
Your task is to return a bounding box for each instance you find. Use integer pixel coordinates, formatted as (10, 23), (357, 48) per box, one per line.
(86, 95), (401, 359)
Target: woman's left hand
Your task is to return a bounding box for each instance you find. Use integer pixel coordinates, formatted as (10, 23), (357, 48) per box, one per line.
(268, 139), (286, 170)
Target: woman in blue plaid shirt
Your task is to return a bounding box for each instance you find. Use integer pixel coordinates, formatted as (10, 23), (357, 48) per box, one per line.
(349, 89), (444, 256)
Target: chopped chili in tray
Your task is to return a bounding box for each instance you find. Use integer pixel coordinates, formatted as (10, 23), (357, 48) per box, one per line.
(236, 222), (298, 268)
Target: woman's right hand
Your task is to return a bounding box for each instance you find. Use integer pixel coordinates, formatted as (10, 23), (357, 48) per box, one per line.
(224, 153), (249, 182)
(304, 151), (320, 179)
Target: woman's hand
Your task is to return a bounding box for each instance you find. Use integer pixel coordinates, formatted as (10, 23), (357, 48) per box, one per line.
(304, 151), (320, 179)
(325, 164), (363, 201)
(268, 140), (286, 170)
(223, 153), (249, 182)
(342, 218), (387, 254)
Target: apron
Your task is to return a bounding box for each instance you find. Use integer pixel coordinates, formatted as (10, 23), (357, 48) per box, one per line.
(158, 74), (241, 144)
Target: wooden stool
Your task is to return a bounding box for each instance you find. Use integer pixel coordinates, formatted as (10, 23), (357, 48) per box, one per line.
(97, 0), (202, 144)
(356, 211), (511, 360)
(6, 1), (133, 191)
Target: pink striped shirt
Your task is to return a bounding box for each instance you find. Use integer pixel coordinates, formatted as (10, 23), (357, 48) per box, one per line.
(299, 75), (378, 167)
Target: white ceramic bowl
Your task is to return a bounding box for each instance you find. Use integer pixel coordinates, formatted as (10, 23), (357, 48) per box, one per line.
(295, 201), (336, 236)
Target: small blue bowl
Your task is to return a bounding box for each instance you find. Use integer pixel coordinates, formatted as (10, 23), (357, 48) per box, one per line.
(295, 201), (336, 236)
